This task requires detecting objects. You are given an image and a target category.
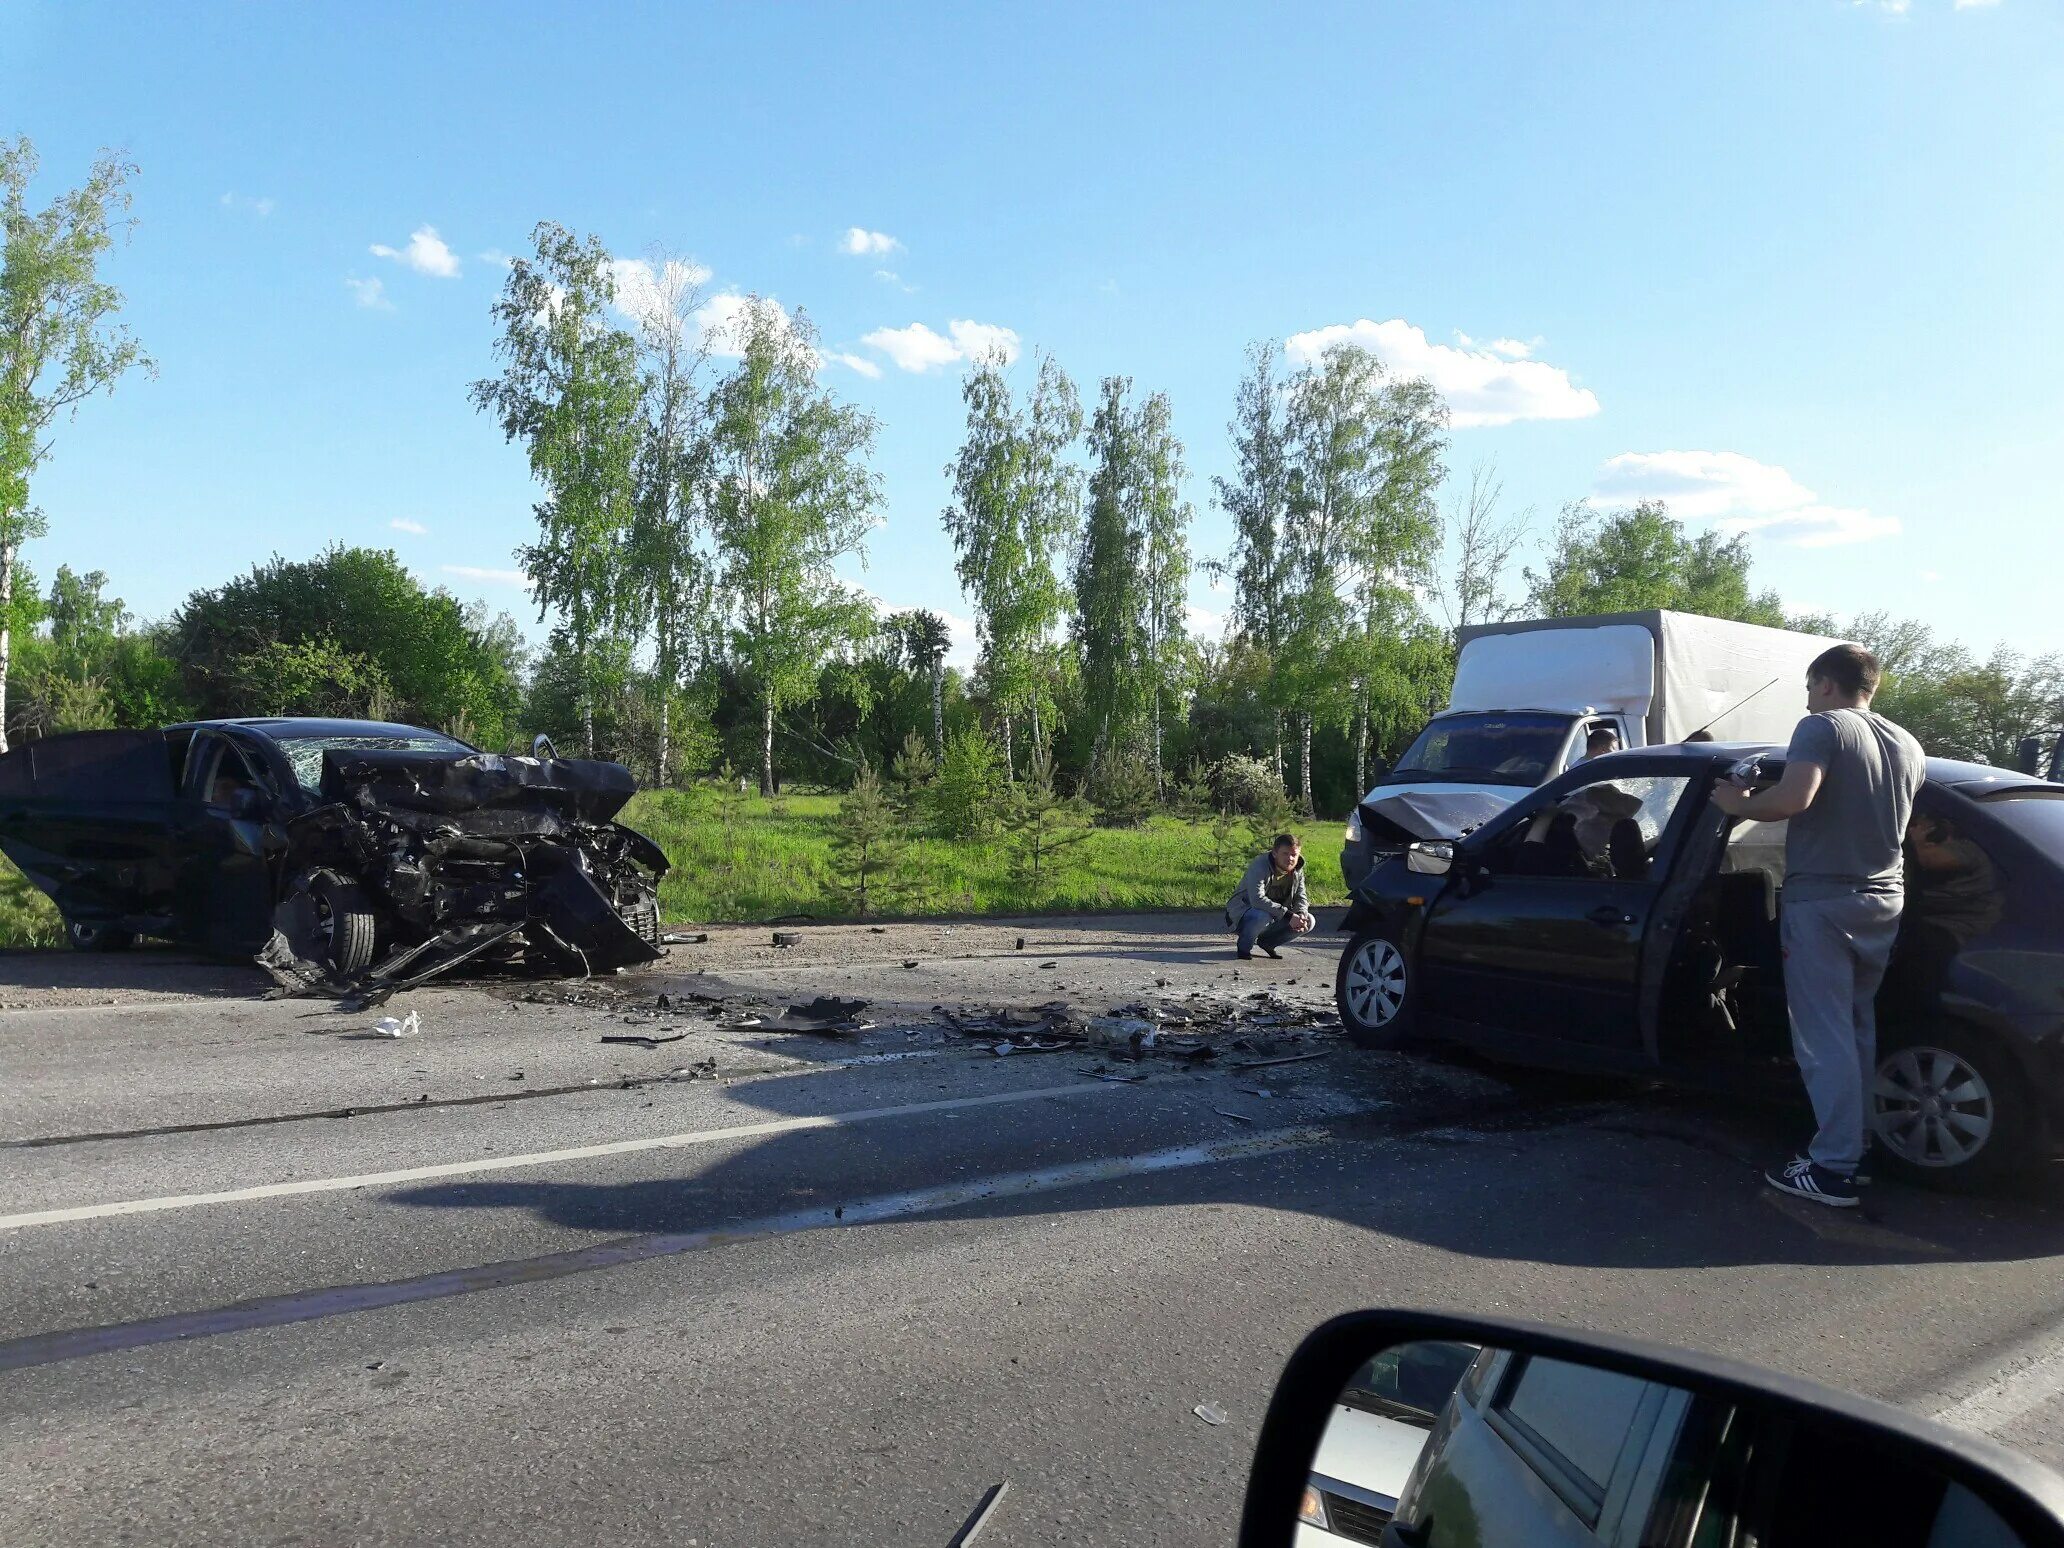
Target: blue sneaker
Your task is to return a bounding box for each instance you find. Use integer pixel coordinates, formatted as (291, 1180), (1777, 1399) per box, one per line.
(1766, 1154), (1859, 1208)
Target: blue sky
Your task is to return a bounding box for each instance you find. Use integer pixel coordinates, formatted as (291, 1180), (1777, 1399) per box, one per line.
(5, 0), (2060, 667)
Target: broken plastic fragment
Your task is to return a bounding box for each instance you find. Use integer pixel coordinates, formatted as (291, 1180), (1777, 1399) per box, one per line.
(1193, 1402), (1228, 1426)
(370, 1011), (421, 1039)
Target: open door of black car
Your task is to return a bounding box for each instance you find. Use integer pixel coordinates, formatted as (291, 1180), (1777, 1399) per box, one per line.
(0, 730), (182, 934)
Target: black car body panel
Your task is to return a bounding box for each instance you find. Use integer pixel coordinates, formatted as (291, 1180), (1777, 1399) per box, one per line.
(0, 719), (669, 996)
(1340, 745), (2064, 1162)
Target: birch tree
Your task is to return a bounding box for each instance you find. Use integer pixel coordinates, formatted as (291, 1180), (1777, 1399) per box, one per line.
(941, 350), (1081, 777)
(1213, 341), (1294, 786)
(0, 140), (152, 753)
(1133, 389), (1191, 790)
(1072, 376), (1146, 768)
(471, 223), (642, 756)
(706, 299), (881, 795)
(621, 253), (713, 785)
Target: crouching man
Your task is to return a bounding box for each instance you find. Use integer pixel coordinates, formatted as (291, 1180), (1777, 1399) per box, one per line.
(1226, 832), (1315, 960)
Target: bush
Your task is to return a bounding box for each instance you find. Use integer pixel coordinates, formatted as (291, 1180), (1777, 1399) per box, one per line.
(931, 727), (1002, 838)
(1206, 753), (1286, 816)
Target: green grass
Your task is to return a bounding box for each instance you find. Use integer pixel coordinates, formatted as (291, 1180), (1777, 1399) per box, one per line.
(628, 786), (1348, 923)
(0, 786), (1346, 947)
(0, 856), (63, 949)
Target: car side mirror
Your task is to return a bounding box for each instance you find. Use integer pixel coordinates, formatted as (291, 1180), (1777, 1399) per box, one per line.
(1405, 842), (1453, 876)
(1238, 1309), (2064, 1547)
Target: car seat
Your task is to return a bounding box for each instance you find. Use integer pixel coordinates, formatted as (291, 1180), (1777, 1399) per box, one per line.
(1607, 818), (1648, 881)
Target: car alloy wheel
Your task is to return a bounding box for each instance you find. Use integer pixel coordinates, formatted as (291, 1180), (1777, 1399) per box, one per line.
(1344, 936), (1408, 1028)
(1874, 1045), (1995, 1170)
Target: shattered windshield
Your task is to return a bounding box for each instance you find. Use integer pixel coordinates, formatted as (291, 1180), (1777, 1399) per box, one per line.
(273, 733), (469, 797)
(1384, 713), (1574, 787)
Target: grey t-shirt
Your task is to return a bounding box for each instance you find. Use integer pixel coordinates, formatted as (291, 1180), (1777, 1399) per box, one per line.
(1783, 708), (1925, 901)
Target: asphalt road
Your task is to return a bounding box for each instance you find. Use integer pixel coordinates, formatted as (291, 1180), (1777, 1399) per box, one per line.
(5, 912), (2064, 1546)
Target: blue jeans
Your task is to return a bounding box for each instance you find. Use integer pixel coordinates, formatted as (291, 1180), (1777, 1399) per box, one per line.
(1237, 908), (1296, 956)
(1782, 890), (1904, 1174)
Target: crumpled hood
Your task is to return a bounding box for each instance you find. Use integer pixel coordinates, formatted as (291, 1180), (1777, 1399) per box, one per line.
(319, 750), (639, 825)
(1358, 783), (1520, 842)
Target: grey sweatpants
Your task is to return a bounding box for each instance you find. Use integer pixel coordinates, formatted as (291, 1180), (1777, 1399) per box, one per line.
(1781, 889), (1904, 1173)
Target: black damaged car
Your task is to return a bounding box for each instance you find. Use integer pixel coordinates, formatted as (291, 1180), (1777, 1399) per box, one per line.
(1333, 743), (2064, 1188)
(0, 718), (668, 996)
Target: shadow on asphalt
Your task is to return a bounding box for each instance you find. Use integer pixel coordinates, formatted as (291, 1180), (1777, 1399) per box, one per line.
(389, 1020), (2064, 1276)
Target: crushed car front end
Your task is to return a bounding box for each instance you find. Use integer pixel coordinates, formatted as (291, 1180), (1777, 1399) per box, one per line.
(266, 744), (669, 998)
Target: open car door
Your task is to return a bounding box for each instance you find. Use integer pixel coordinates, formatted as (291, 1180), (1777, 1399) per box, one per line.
(0, 730), (182, 934)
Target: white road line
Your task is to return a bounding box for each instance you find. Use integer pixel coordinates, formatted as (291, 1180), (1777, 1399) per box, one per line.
(1932, 1329), (2064, 1437)
(0, 1121), (1338, 1371)
(0, 1077), (1152, 1232)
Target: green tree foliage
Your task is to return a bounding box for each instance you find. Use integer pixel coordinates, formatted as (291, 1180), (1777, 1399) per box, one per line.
(1088, 748), (1159, 828)
(888, 608), (951, 757)
(1525, 499), (1785, 626)
(828, 761), (905, 914)
(890, 726), (936, 790)
(1845, 612), (2062, 764)
(171, 546), (526, 744)
(225, 637), (392, 718)
(1001, 746), (1088, 902)
(706, 299), (881, 795)
(5, 565), (190, 740)
(942, 351), (1082, 773)
(472, 222), (642, 755)
(931, 724), (1002, 838)
(0, 138), (152, 752)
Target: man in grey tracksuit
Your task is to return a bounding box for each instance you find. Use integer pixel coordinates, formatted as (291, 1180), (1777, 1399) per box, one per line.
(1226, 833), (1314, 959)
(1711, 643), (1924, 1208)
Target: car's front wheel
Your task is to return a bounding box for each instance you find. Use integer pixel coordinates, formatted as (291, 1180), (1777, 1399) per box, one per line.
(1336, 927), (1417, 1048)
(1871, 1025), (2034, 1188)
(65, 918), (135, 952)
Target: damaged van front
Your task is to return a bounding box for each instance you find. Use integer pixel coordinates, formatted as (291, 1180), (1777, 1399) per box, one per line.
(0, 718), (668, 1001)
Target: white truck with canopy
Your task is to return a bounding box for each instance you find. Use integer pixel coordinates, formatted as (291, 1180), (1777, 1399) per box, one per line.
(1340, 610), (1844, 887)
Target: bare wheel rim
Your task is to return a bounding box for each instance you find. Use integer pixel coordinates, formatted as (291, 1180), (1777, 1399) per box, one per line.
(1345, 938), (1408, 1027)
(1873, 1045), (1996, 1169)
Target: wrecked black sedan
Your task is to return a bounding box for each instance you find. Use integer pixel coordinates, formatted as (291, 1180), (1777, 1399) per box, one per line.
(1334, 744), (2064, 1187)
(0, 718), (667, 996)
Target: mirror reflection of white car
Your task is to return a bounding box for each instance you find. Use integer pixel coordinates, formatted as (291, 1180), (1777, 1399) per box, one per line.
(1296, 1340), (1480, 1545)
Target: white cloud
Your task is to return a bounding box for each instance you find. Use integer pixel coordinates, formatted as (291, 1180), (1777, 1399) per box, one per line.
(1919, 569), (1942, 582)
(861, 318), (1021, 373)
(1184, 601), (1228, 643)
(1593, 449), (1901, 548)
(1486, 337), (1532, 359)
(840, 227), (902, 257)
(1284, 319), (1600, 427)
(389, 517), (429, 535)
(370, 225), (462, 278)
(442, 564), (533, 589)
(219, 191), (275, 217)
(828, 351), (883, 379)
(344, 276), (393, 311)
(872, 269), (918, 293)
(1954, 0), (2000, 8)
(609, 256), (713, 328)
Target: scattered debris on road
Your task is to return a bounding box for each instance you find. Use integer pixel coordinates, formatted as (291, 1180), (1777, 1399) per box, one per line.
(771, 931), (804, 948)
(660, 931), (707, 945)
(370, 1011), (421, 1039)
(1229, 1050), (1331, 1072)
(1214, 1108), (1255, 1124)
(601, 1030), (688, 1047)
(1193, 1402), (1228, 1426)
(727, 995), (871, 1036)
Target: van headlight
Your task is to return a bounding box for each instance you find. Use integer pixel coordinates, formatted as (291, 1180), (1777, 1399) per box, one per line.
(1299, 1483), (1331, 1530)
(1343, 809), (1364, 844)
